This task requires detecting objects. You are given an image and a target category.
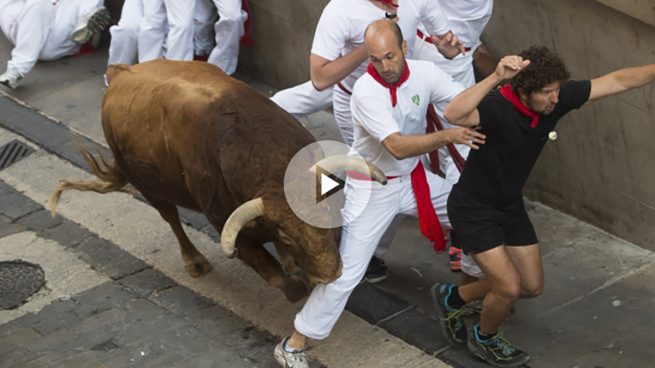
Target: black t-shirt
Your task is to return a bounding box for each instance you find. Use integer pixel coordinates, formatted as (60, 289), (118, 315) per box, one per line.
(456, 80), (592, 206)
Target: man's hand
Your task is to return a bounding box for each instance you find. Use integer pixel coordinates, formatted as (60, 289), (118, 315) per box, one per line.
(494, 55), (531, 81)
(444, 127), (486, 149)
(431, 31), (466, 59)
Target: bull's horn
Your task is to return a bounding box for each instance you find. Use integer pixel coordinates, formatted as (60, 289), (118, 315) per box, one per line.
(310, 155), (388, 185)
(220, 197), (264, 258)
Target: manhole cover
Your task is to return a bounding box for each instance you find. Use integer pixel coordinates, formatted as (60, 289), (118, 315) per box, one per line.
(0, 260), (46, 310)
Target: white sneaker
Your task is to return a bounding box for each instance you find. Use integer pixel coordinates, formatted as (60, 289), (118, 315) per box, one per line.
(0, 70), (23, 89)
(274, 337), (309, 368)
(70, 7), (111, 44)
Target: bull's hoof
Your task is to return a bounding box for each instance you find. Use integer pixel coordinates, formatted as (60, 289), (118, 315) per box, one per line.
(282, 277), (309, 302)
(184, 256), (212, 278)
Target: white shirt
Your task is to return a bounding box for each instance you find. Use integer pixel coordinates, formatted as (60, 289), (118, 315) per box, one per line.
(398, 0), (450, 57)
(418, 0), (493, 49)
(350, 59), (465, 176)
(311, 0), (449, 91)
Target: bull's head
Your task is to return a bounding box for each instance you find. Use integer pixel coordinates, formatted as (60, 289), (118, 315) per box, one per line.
(219, 156), (387, 286)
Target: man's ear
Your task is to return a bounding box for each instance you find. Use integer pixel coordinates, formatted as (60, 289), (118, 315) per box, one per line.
(402, 40), (408, 56)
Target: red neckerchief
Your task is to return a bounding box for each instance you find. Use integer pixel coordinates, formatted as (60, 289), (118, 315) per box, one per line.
(366, 60), (410, 107)
(499, 84), (540, 128)
(410, 161), (447, 252)
(376, 0), (399, 8)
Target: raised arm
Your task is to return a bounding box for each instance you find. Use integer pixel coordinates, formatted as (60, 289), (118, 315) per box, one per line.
(443, 55), (530, 126)
(309, 47), (369, 91)
(588, 63), (655, 102)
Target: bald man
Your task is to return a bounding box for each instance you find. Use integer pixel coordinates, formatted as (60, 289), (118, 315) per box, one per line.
(273, 20), (484, 368)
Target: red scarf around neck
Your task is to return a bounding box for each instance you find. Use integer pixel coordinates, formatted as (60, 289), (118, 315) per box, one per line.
(499, 84), (540, 128)
(367, 61), (410, 107)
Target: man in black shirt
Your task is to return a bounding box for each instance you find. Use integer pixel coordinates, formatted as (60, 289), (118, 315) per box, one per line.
(430, 46), (655, 367)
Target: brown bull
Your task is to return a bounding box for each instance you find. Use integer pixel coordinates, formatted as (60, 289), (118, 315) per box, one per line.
(48, 59), (386, 301)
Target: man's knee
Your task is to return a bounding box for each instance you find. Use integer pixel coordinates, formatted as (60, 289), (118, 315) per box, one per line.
(520, 280), (543, 298)
(495, 277), (521, 302)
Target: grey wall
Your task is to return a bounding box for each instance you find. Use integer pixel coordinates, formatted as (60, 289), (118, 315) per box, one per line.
(483, 0), (655, 249)
(238, 0), (655, 250)
(238, 0), (329, 88)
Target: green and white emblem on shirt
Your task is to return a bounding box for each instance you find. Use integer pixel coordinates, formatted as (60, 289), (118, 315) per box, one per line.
(412, 94), (420, 106)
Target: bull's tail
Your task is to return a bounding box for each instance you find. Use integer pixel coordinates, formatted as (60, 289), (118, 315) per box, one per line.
(47, 146), (131, 216)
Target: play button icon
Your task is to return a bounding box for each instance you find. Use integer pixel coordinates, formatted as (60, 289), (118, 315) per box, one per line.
(283, 140), (386, 229)
(316, 166), (345, 203)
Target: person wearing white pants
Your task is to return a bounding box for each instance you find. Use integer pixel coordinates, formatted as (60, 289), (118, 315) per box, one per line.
(270, 81), (333, 120)
(206, 0), (246, 75)
(273, 20), (487, 368)
(0, 0), (108, 89)
(138, 0), (196, 62)
(108, 0), (144, 66)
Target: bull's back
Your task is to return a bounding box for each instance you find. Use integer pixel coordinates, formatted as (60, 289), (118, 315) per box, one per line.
(102, 60), (315, 209)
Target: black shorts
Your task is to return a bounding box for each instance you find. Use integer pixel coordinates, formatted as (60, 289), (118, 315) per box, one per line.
(447, 186), (538, 254)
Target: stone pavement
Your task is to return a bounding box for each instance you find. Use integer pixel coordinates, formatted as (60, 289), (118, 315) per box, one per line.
(2, 36), (655, 368)
(0, 180), (300, 368)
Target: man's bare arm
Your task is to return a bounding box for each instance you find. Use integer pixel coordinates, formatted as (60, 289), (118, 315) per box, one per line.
(588, 63), (655, 102)
(310, 46), (369, 91)
(444, 55), (530, 126)
(382, 128), (486, 160)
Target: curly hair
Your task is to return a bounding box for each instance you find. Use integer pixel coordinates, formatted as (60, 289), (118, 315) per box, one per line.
(510, 46), (570, 94)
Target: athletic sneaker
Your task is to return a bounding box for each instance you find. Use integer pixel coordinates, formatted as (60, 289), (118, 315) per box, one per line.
(449, 246), (463, 272)
(274, 337), (309, 368)
(0, 70), (23, 89)
(70, 7), (112, 44)
(431, 282), (467, 344)
(363, 255), (388, 283)
(467, 323), (530, 367)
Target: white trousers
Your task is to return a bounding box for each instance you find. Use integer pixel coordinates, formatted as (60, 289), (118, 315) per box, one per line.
(295, 169), (454, 339)
(270, 81), (334, 119)
(138, 0), (195, 62)
(207, 0), (245, 75)
(194, 0), (217, 56)
(108, 0), (143, 65)
(0, 0), (102, 76)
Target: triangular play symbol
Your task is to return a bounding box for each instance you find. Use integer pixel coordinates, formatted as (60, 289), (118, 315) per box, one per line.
(315, 165), (345, 203)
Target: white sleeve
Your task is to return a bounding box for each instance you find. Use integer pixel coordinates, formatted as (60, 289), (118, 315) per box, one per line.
(351, 92), (401, 143)
(415, 0), (450, 36)
(429, 63), (466, 110)
(310, 5), (347, 61)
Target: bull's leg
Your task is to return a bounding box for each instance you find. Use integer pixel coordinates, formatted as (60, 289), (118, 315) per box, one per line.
(151, 201), (212, 277)
(237, 235), (309, 302)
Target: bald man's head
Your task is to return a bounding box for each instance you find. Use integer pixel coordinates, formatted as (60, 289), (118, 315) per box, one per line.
(365, 19), (404, 50)
(364, 19), (407, 84)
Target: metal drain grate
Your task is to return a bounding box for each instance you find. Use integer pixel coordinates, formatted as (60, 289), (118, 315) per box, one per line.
(0, 139), (34, 170)
(0, 260), (46, 310)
